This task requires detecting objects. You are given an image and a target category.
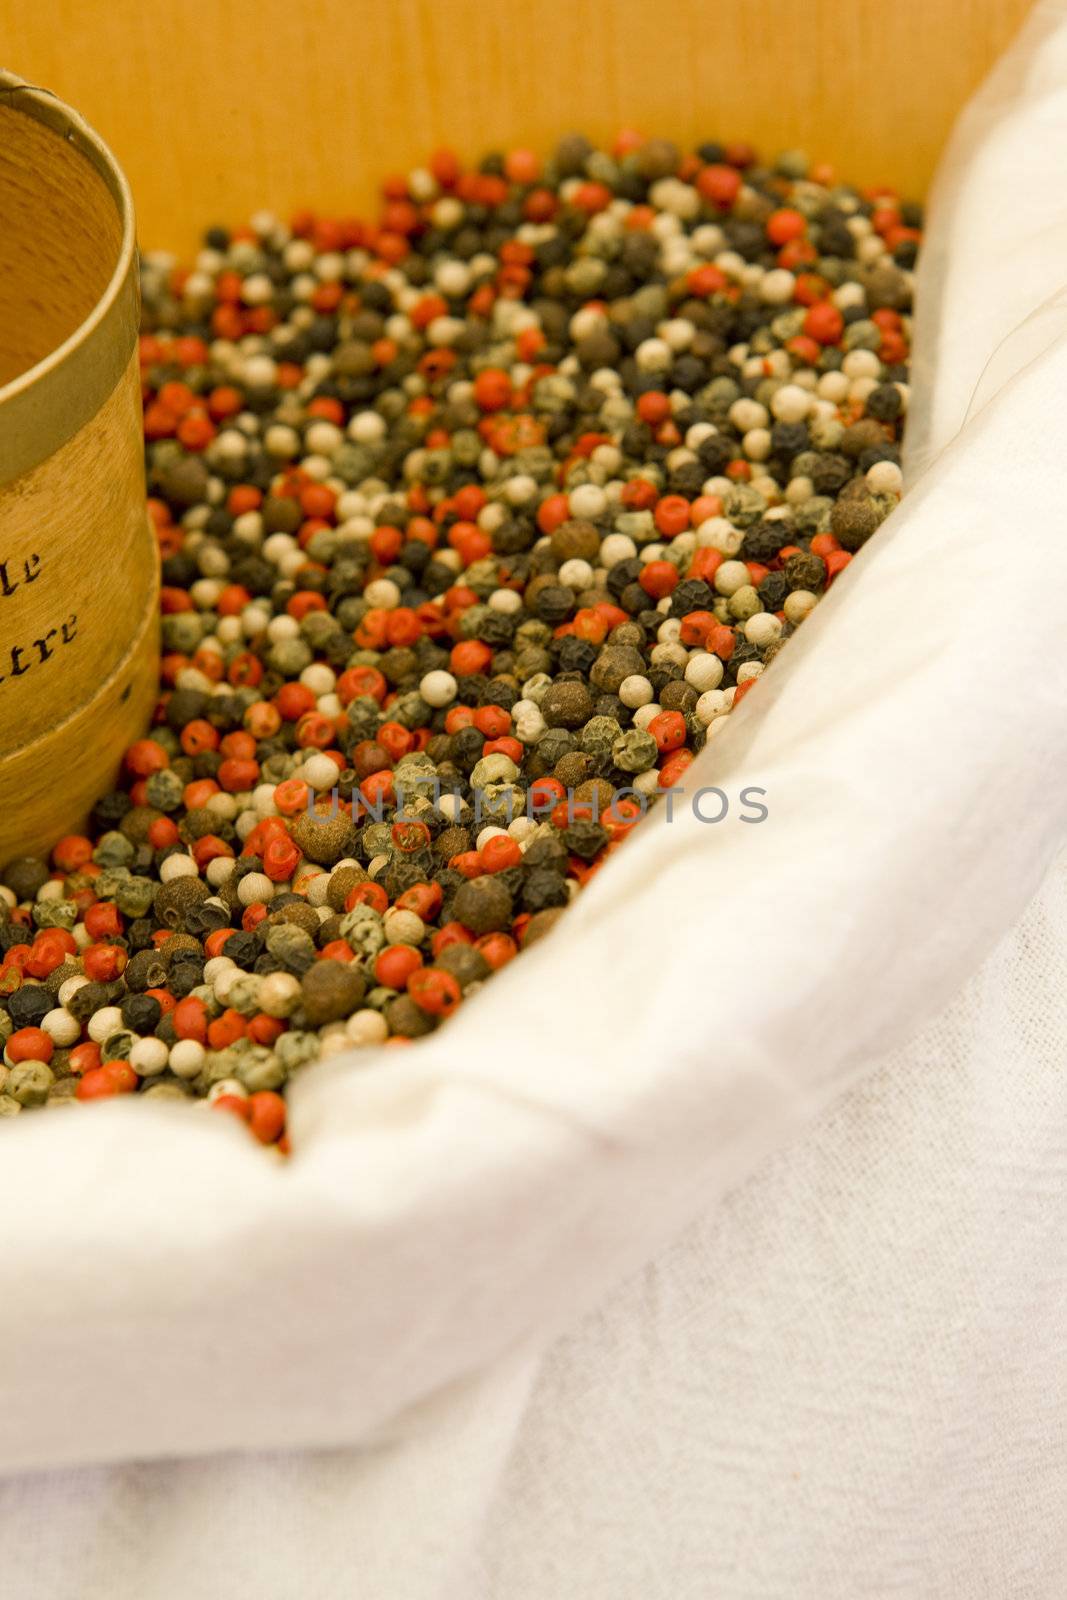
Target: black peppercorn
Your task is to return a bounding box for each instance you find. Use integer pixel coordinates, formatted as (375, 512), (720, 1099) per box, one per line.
(121, 993), (163, 1034)
(783, 551), (827, 591)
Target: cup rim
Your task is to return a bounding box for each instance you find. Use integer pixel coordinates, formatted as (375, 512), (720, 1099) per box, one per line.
(0, 70), (139, 483)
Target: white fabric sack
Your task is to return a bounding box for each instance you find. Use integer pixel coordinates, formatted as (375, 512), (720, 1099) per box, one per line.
(3, 3), (1067, 1593)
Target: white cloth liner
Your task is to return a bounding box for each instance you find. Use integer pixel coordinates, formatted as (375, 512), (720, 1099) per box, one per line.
(3, 3), (1067, 1592)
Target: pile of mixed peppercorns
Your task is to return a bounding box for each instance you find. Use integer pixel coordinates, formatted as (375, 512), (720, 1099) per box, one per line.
(0, 134), (919, 1146)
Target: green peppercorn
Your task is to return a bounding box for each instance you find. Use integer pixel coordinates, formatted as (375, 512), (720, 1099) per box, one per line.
(6, 1061), (54, 1107)
(612, 728), (658, 774)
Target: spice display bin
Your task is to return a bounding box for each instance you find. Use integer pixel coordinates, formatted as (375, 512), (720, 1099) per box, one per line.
(0, 11), (1065, 1597)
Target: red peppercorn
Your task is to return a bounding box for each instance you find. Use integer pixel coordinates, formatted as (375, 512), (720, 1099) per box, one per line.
(407, 966), (462, 1016)
(766, 208), (806, 246)
(319, 940), (354, 964)
(571, 609), (608, 645)
(472, 705), (511, 739)
(427, 923), (471, 957)
(176, 411), (216, 452)
(654, 496), (692, 537)
(879, 331), (908, 365)
(158, 378), (196, 413)
(601, 798), (643, 839)
(219, 729), (257, 762)
(528, 776), (566, 814)
(594, 602), (629, 630)
(337, 666), (387, 706)
(675, 608), (716, 646)
(300, 482), (337, 521)
(276, 682), (317, 721)
(287, 590), (328, 621)
(248, 1015), (286, 1048)
(191, 646), (225, 683)
(697, 164), (742, 209)
(244, 902), (271, 934)
(77, 1062), (138, 1100)
(173, 996), (208, 1043)
(144, 401), (178, 439)
(395, 882), (443, 920)
(6, 1027), (54, 1064)
(385, 606), (424, 647)
(810, 532), (841, 558)
(262, 834), (301, 883)
(295, 711), (336, 750)
(218, 757), (260, 792)
(621, 478), (659, 511)
(25, 928), (78, 978)
(452, 485), (487, 520)
(706, 624), (737, 659)
(83, 944), (127, 982)
(443, 583), (479, 614)
(786, 334), (822, 367)
(391, 819), (431, 853)
(375, 944), (424, 989)
(502, 146), (540, 184)
(479, 835), (522, 874)
(536, 494), (570, 534)
(551, 798), (594, 829)
(84, 902), (124, 941)
(248, 1090), (287, 1145)
(52, 835), (94, 873)
(69, 1041), (101, 1076)
(450, 640), (493, 676)
(691, 494), (723, 523)
(180, 719), (220, 756)
(371, 524), (405, 563)
(358, 771), (395, 810)
(473, 368), (511, 412)
(125, 738), (169, 777)
(444, 705), (476, 735)
(225, 480), (261, 510)
(648, 710), (688, 753)
(636, 391), (672, 426)
(474, 932), (517, 970)
(482, 736), (523, 763)
(803, 303), (844, 345)
(792, 272), (831, 307)
(448, 521), (492, 565)
(639, 561), (680, 599)
(377, 721), (414, 761)
(243, 817), (287, 857)
(687, 548), (724, 586)
(345, 882), (389, 914)
(212, 1093), (251, 1121)
(184, 780), (220, 812)
(659, 748), (695, 785)
(208, 1010), (248, 1049)
(523, 187), (558, 222)
(686, 264), (729, 297)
